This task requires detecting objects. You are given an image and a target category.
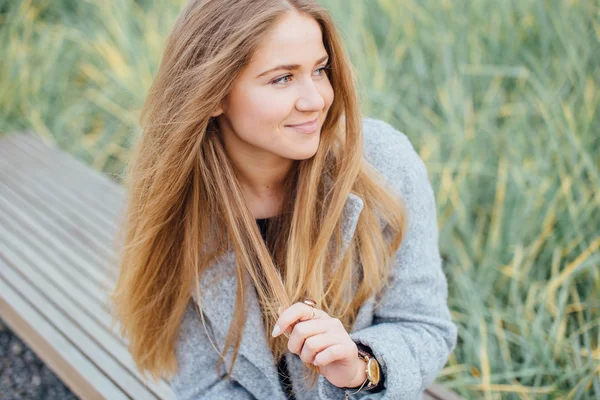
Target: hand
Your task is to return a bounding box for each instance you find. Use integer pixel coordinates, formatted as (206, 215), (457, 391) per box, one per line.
(272, 302), (367, 389)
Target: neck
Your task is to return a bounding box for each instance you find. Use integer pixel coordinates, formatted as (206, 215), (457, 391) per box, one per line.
(219, 116), (294, 196)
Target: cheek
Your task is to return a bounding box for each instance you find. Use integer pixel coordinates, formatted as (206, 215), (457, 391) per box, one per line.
(321, 81), (335, 111)
(230, 86), (289, 128)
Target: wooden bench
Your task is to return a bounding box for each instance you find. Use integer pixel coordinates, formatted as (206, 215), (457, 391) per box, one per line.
(0, 132), (462, 400)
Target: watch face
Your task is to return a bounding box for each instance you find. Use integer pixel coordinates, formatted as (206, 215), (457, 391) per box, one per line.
(367, 358), (380, 383)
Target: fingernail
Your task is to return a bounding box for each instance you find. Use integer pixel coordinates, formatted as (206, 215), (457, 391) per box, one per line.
(271, 324), (280, 337)
(313, 360), (318, 366)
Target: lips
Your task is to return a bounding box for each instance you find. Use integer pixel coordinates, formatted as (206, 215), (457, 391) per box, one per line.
(286, 117), (318, 127)
(285, 117), (319, 134)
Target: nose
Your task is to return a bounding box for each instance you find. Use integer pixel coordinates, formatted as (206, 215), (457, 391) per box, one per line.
(295, 79), (325, 112)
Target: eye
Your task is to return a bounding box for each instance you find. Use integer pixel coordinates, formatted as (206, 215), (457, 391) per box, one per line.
(315, 65), (329, 75)
(270, 64), (331, 86)
(316, 62), (332, 75)
(271, 74), (293, 85)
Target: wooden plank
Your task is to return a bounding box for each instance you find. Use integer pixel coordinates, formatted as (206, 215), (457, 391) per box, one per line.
(0, 136), (124, 281)
(0, 143), (124, 284)
(1, 132), (124, 204)
(0, 226), (174, 400)
(423, 391), (436, 400)
(0, 134), (176, 399)
(424, 383), (463, 400)
(0, 166), (120, 281)
(0, 142), (121, 231)
(0, 211), (121, 336)
(0, 152), (120, 241)
(0, 252), (161, 399)
(0, 206), (116, 314)
(0, 268), (130, 400)
(0, 188), (114, 290)
(0, 134), (123, 217)
(0, 167), (116, 264)
(0, 201), (174, 399)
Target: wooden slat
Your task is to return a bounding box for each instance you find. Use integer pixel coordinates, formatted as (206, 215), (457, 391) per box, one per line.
(0, 185), (114, 290)
(0, 145), (124, 285)
(0, 140), (121, 234)
(0, 140), (119, 247)
(0, 252), (160, 399)
(0, 133), (175, 399)
(0, 227), (173, 400)
(0, 136), (125, 282)
(424, 383), (463, 400)
(0, 276), (129, 400)
(0, 210), (122, 337)
(0, 139), (123, 223)
(0, 166), (120, 281)
(0, 197), (174, 400)
(0, 152), (120, 245)
(3, 132), (124, 206)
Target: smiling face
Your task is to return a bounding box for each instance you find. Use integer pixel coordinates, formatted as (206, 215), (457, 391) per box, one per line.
(212, 11), (334, 166)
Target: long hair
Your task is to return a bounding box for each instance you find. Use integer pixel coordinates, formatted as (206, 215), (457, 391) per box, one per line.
(110, 0), (407, 390)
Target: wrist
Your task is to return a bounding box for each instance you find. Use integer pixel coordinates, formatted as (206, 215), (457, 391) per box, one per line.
(347, 358), (368, 388)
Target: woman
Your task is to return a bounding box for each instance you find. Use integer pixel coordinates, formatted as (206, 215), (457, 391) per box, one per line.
(111, 0), (458, 399)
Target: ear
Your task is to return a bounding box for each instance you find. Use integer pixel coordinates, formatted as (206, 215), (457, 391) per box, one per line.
(210, 97), (228, 117)
(209, 107), (223, 118)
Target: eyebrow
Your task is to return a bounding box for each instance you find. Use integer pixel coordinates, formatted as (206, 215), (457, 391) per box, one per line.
(256, 55), (329, 78)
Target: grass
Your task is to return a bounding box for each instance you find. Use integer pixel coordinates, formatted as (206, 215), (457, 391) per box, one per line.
(1, 0), (598, 398)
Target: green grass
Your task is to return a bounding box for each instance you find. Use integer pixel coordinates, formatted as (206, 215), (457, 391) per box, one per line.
(1, 0), (598, 398)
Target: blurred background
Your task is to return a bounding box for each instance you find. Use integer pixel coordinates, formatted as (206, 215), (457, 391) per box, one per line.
(0, 0), (598, 399)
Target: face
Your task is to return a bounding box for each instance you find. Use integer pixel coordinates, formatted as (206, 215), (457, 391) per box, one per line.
(212, 11), (334, 164)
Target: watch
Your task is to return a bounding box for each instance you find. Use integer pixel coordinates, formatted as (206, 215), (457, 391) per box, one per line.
(343, 344), (381, 397)
(357, 345), (381, 390)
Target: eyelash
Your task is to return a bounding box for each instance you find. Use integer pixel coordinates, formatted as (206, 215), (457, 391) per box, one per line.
(271, 65), (330, 85)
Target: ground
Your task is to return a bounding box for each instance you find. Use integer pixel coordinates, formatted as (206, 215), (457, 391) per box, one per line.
(0, 318), (77, 400)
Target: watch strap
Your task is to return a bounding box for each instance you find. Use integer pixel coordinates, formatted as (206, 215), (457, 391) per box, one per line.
(355, 343), (385, 393)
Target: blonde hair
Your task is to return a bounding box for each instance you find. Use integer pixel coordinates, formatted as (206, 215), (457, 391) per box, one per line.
(110, 0), (407, 390)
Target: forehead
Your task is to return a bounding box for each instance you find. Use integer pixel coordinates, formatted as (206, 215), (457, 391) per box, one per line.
(247, 12), (326, 71)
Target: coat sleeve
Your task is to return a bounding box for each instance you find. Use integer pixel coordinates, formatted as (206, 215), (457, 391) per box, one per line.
(169, 300), (256, 400)
(317, 128), (458, 399)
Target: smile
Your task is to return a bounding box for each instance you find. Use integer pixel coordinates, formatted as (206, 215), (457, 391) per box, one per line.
(285, 118), (319, 134)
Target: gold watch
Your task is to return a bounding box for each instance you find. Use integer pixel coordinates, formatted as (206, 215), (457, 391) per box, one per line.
(356, 346), (380, 390)
(344, 345), (380, 398)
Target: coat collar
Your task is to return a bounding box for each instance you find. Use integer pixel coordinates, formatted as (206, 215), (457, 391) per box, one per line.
(192, 189), (364, 397)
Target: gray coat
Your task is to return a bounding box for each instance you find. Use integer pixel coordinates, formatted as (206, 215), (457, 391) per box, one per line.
(169, 118), (458, 399)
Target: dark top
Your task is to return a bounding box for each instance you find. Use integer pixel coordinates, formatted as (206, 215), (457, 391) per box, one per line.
(255, 217), (385, 397)
(256, 217), (296, 399)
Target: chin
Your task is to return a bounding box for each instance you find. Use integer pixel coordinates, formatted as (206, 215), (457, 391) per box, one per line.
(294, 153), (318, 161)
(288, 145), (319, 161)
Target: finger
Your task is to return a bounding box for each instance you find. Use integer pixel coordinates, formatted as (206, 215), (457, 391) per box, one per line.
(277, 306), (295, 337)
(297, 332), (342, 365)
(273, 302), (327, 337)
(313, 343), (354, 367)
(286, 318), (331, 354)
